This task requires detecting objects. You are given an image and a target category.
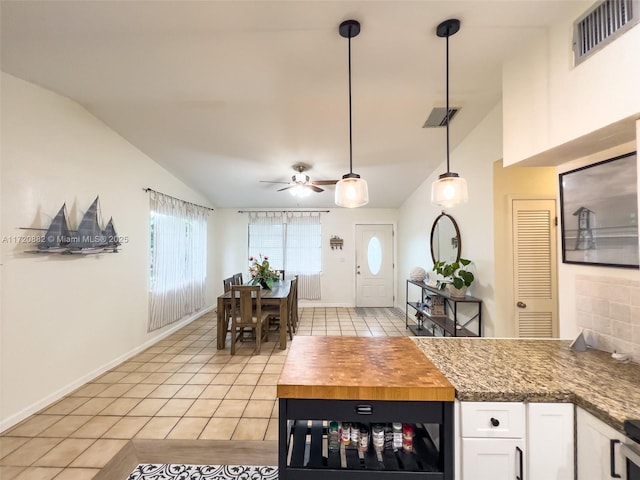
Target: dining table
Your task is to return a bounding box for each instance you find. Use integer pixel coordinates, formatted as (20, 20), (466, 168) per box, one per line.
(216, 279), (291, 351)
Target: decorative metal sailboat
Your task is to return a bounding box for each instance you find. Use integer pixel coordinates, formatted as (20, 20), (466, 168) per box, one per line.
(68, 196), (109, 254)
(25, 204), (72, 253)
(23, 196), (120, 255)
(102, 217), (121, 253)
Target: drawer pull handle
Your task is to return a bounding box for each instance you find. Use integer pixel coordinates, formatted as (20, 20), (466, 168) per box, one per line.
(355, 405), (373, 415)
(610, 439), (621, 478)
(516, 446), (524, 480)
(490, 417), (500, 427)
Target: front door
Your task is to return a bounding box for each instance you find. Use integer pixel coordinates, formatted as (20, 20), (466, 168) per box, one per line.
(355, 224), (394, 307)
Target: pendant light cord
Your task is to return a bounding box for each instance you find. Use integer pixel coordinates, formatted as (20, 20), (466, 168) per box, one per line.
(348, 25), (353, 175)
(445, 31), (450, 174)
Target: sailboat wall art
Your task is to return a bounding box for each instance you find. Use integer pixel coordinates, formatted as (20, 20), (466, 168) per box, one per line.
(25, 196), (121, 255)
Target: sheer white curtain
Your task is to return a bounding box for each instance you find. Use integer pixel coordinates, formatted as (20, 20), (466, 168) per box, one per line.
(286, 212), (322, 300)
(149, 191), (208, 332)
(247, 211), (322, 300)
(248, 212), (284, 269)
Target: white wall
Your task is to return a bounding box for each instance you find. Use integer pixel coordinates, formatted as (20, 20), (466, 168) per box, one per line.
(398, 103), (502, 336)
(214, 208), (398, 306)
(503, 4), (640, 166)
(0, 73), (217, 430)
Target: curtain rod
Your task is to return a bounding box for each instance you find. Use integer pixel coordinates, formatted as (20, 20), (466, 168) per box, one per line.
(143, 188), (214, 211)
(237, 210), (330, 214)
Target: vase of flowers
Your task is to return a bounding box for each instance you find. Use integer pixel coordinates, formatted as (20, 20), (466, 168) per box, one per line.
(248, 254), (281, 290)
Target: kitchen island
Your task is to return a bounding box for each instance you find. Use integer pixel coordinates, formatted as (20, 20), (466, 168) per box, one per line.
(277, 336), (455, 479)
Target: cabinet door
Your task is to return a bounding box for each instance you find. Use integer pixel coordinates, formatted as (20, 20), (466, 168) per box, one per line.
(577, 407), (627, 480)
(462, 438), (525, 480)
(528, 403), (574, 480)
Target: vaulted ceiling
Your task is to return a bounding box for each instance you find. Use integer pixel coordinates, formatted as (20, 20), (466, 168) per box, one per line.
(1, 1), (587, 208)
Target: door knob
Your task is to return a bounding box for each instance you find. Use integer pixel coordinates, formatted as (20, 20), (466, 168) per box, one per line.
(516, 301), (526, 309)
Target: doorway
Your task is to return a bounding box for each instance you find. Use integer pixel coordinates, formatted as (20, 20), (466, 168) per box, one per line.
(355, 224), (394, 307)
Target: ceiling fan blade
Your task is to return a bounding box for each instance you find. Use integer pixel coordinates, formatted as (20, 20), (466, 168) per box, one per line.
(260, 180), (290, 185)
(311, 180), (339, 185)
(309, 185), (324, 193)
(277, 185), (296, 192)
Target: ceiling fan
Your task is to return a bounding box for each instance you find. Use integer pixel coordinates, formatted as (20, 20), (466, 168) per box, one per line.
(261, 164), (339, 196)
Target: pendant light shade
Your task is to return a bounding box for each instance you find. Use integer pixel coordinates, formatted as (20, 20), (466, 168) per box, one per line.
(431, 172), (468, 208)
(335, 173), (369, 208)
(431, 19), (468, 208)
(335, 20), (369, 208)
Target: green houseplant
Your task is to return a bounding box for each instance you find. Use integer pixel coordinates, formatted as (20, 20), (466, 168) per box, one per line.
(433, 258), (474, 296)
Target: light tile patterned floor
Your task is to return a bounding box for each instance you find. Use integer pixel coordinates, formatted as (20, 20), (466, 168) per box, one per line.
(0, 307), (407, 479)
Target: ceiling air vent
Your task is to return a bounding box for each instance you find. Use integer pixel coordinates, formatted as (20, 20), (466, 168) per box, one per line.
(573, 0), (640, 65)
(423, 107), (459, 128)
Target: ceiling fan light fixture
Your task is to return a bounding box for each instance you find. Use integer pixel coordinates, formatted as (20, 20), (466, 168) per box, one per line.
(335, 19), (369, 209)
(430, 18), (468, 209)
(335, 172), (369, 208)
(289, 184), (312, 198)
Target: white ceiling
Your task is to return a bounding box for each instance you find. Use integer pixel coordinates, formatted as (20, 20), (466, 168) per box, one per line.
(0, 1), (587, 208)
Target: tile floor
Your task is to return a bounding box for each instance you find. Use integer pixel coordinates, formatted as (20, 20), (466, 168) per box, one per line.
(0, 307), (408, 480)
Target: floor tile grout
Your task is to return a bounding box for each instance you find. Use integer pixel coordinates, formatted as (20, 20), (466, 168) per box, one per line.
(0, 307), (407, 479)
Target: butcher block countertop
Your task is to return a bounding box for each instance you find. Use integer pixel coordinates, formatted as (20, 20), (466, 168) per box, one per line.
(277, 336), (455, 401)
(412, 337), (640, 433)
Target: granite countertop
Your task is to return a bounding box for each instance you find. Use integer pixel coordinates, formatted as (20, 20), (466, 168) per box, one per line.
(411, 337), (640, 433)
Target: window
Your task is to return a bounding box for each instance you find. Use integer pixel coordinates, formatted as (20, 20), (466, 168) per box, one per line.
(248, 212), (322, 299)
(149, 191), (208, 331)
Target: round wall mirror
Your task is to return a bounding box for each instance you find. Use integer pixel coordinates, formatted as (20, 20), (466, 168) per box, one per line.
(430, 212), (461, 264)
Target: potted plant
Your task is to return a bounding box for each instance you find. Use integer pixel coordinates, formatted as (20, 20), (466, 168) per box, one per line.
(433, 258), (475, 297)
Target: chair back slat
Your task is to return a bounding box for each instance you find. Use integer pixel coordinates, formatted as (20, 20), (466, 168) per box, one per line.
(223, 277), (234, 293)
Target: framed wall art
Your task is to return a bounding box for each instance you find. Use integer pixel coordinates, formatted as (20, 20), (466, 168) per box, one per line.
(559, 151), (638, 268)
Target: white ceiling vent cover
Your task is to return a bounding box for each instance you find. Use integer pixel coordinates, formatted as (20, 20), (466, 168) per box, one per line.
(573, 0), (640, 65)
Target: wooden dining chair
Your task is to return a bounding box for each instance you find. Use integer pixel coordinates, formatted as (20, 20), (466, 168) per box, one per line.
(276, 269), (285, 280)
(223, 276), (234, 293)
(232, 272), (243, 285)
(265, 277), (296, 340)
(229, 285), (270, 355)
(291, 275), (299, 332)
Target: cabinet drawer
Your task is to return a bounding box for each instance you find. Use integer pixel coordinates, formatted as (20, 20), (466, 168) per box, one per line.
(460, 402), (524, 438)
(284, 398), (447, 424)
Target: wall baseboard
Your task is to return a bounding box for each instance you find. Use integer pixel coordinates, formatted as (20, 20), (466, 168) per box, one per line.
(0, 306), (213, 433)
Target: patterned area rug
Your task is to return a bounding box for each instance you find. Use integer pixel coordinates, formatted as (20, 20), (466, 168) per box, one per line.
(127, 464), (278, 480)
(354, 307), (404, 317)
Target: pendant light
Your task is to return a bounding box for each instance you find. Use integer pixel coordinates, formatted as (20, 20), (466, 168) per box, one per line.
(431, 19), (468, 209)
(335, 19), (369, 208)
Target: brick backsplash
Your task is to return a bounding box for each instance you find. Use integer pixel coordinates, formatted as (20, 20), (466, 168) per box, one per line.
(575, 274), (640, 364)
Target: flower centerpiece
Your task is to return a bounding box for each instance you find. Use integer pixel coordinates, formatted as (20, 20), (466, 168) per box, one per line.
(248, 254), (281, 290)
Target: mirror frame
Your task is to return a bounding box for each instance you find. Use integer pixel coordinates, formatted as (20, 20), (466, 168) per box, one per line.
(430, 212), (461, 264)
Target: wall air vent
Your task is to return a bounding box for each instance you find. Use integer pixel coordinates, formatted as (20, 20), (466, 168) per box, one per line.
(422, 107), (459, 128)
(573, 0), (640, 65)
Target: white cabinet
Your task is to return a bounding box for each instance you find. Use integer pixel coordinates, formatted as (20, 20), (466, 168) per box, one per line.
(528, 403), (574, 480)
(577, 407), (627, 480)
(459, 401), (574, 480)
(462, 438), (524, 480)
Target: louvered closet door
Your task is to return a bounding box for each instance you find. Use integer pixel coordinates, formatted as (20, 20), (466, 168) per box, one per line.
(512, 199), (558, 338)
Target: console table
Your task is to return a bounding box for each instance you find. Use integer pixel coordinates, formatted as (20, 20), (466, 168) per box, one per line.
(405, 279), (482, 337)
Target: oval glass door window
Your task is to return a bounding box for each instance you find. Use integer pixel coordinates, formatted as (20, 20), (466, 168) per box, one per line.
(367, 236), (382, 275)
